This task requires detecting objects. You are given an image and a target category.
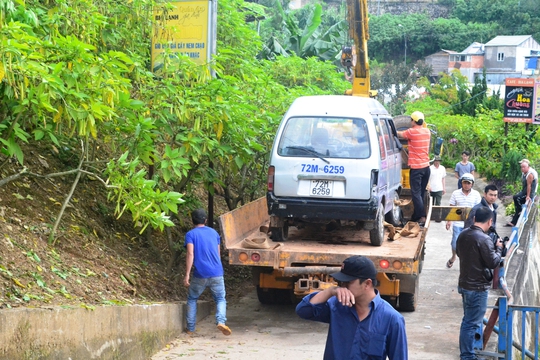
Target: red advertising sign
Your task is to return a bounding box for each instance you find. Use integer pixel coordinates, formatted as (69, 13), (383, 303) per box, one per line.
(504, 78), (535, 123)
(534, 82), (540, 125)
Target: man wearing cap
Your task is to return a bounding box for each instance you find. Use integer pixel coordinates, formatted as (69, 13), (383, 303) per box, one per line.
(398, 111), (431, 226)
(507, 159), (538, 227)
(184, 209), (231, 336)
(428, 155), (446, 206)
(295, 256), (408, 360)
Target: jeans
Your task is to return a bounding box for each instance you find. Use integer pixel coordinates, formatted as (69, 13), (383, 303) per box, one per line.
(452, 225), (464, 251)
(410, 166), (431, 221)
(458, 287), (488, 360)
(186, 276), (227, 331)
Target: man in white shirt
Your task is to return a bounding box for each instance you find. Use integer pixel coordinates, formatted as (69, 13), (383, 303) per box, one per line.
(445, 173), (481, 268)
(428, 156), (446, 206)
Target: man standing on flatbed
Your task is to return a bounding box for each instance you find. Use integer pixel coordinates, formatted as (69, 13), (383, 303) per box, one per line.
(398, 111), (431, 226)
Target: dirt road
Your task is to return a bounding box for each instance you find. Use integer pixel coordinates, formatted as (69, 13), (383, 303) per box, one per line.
(152, 174), (508, 359)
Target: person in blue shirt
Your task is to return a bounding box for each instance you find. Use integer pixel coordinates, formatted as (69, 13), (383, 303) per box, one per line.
(295, 255), (408, 360)
(184, 209), (231, 336)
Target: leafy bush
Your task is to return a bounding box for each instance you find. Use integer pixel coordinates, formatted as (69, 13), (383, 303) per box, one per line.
(407, 96), (540, 184)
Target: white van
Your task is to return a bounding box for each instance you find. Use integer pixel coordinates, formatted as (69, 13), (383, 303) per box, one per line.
(266, 95), (403, 246)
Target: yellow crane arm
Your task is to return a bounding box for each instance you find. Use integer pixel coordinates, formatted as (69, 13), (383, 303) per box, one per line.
(342, 0), (376, 97)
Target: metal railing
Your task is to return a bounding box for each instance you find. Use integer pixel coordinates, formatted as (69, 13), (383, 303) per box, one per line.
(481, 199), (540, 360)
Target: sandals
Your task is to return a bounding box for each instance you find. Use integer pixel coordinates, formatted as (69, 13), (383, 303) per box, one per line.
(446, 259), (454, 268)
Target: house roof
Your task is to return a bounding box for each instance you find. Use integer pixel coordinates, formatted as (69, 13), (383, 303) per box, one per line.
(426, 49), (458, 57)
(459, 42), (484, 55)
(485, 35), (532, 46)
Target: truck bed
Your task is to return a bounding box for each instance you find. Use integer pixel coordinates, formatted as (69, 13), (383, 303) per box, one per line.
(220, 197), (427, 275)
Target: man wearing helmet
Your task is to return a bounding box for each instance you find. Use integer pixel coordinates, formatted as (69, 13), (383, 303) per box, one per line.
(445, 173), (482, 268)
(397, 111), (431, 226)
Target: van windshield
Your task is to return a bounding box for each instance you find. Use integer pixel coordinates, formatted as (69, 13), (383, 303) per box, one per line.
(277, 117), (371, 159)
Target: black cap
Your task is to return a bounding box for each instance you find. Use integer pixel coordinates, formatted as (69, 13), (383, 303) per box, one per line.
(330, 256), (377, 282)
(191, 209), (207, 225)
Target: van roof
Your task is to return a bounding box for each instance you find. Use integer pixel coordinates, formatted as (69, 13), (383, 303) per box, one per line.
(286, 95), (389, 118)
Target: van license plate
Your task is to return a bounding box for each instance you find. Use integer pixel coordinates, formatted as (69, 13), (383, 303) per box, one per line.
(310, 180), (333, 196)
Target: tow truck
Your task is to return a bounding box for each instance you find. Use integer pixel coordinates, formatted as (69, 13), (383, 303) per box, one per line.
(218, 0), (453, 311)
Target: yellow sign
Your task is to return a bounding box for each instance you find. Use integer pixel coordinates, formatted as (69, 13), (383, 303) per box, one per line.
(151, 0), (211, 71)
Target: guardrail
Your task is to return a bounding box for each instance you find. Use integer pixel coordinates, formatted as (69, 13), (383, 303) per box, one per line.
(481, 199), (539, 360)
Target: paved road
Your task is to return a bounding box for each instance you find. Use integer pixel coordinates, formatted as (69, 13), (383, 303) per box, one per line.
(152, 173), (508, 359)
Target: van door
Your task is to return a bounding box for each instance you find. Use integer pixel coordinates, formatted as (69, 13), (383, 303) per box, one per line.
(379, 118), (401, 211)
(374, 117), (390, 210)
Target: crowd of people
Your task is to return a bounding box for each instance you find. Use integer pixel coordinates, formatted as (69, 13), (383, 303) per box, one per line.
(180, 111), (535, 360)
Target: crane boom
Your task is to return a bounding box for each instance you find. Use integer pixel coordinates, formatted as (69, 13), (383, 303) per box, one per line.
(341, 0), (376, 97)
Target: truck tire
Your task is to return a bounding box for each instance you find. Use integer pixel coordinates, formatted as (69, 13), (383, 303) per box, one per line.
(370, 203), (385, 246)
(393, 115), (413, 169)
(398, 275), (419, 312)
(394, 115), (413, 131)
(256, 286), (293, 305)
(270, 223), (288, 242)
(385, 191), (403, 227)
(381, 295), (398, 309)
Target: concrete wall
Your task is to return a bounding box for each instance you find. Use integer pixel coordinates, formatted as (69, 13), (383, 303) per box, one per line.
(367, 0), (450, 18)
(0, 302), (211, 359)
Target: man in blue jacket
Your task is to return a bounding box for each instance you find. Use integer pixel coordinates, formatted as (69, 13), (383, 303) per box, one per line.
(295, 255), (408, 360)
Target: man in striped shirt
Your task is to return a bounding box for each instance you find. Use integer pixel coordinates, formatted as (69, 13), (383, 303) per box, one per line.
(445, 173), (482, 269)
(398, 111), (431, 226)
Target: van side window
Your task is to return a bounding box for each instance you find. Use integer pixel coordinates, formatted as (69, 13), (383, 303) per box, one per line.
(380, 119), (394, 153)
(375, 120), (386, 160)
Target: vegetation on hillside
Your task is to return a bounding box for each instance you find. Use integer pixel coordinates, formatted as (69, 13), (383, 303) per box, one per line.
(0, 0), (349, 244)
(1, 0), (537, 309)
(409, 72), (539, 195)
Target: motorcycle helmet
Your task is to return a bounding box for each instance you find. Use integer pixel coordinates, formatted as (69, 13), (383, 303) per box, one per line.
(460, 173), (475, 185)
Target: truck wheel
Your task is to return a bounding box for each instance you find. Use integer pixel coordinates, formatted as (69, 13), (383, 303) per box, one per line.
(393, 115), (413, 169)
(256, 286), (277, 304)
(398, 275), (419, 312)
(381, 295), (398, 310)
(385, 191), (403, 227)
(256, 286), (292, 305)
(270, 224), (288, 242)
(369, 203), (384, 246)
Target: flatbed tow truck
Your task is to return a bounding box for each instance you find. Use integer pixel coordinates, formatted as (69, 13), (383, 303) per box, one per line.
(219, 196), (468, 311)
(218, 0), (459, 312)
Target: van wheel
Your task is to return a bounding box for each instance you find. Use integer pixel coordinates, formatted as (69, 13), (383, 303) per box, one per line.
(270, 224), (288, 242)
(385, 191), (403, 227)
(370, 203), (384, 246)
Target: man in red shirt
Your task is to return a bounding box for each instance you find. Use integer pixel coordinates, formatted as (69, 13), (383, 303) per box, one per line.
(398, 111), (431, 225)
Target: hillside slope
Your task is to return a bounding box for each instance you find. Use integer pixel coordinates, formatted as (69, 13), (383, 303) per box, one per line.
(0, 143), (250, 309)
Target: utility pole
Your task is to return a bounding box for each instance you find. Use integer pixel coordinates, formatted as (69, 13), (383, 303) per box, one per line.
(398, 24), (406, 65)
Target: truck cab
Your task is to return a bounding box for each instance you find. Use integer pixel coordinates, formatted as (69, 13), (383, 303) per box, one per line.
(267, 95), (403, 246)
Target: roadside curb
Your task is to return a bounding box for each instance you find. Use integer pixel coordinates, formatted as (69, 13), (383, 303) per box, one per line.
(0, 301), (212, 360)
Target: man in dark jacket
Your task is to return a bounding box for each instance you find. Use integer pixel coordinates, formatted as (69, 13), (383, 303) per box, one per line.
(456, 206), (503, 360)
(464, 184), (499, 229)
